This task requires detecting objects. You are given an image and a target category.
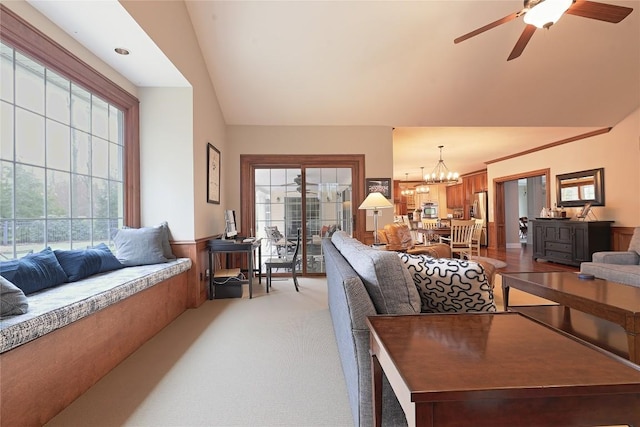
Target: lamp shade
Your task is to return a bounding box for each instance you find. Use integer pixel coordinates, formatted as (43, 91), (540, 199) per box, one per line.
(358, 192), (393, 210)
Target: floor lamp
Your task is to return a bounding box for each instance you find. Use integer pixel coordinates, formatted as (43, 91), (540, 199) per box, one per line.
(358, 192), (393, 246)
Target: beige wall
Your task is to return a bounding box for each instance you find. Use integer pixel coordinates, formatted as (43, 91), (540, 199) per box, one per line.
(138, 87), (194, 240)
(121, 0), (227, 240)
(226, 126), (394, 232)
(488, 108), (640, 228)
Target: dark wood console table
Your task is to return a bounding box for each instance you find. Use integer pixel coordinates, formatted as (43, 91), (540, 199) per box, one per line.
(367, 313), (640, 427)
(208, 238), (261, 299)
(530, 219), (613, 266)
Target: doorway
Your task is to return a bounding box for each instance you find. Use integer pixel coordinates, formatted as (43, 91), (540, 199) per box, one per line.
(240, 155), (365, 276)
(494, 169), (550, 248)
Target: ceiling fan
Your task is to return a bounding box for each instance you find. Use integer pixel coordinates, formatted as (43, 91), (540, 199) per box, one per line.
(454, 0), (633, 61)
(281, 174), (318, 194)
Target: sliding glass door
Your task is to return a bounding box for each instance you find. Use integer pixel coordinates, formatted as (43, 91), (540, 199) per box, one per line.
(253, 166), (352, 274)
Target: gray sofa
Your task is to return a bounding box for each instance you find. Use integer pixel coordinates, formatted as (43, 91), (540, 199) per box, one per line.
(322, 231), (495, 426)
(580, 227), (640, 287)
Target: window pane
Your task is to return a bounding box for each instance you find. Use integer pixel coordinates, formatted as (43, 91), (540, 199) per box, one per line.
(92, 136), (109, 179)
(1, 101), (13, 161)
(92, 96), (109, 139)
(47, 170), (70, 218)
(15, 164), (44, 219)
(71, 129), (90, 175)
(0, 44), (13, 103)
(109, 181), (123, 218)
(46, 69), (71, 125)
(16, 219), (44, 257)
(47, 219), (70, 250)
(1, 160), (14, 220)
(109, 142), (122, 180)
(92, 177), (109, 218)
(109, 105), (123, 144)
(71, 218), (91, 245)
(71, 84), (90, 132)
(1, 221), (14, 260)
(46, 119), (70, 171)
(15, 107), (45, 166)
(92, 219), (110, 244)
(71, 174), (90, 218)
(15, 52), (44, 114)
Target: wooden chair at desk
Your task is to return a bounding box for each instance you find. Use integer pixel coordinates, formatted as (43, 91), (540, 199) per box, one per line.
(264, 229), (301, 293)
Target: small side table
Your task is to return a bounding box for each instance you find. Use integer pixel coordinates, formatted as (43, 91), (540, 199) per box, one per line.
(208, 238), (261, 299)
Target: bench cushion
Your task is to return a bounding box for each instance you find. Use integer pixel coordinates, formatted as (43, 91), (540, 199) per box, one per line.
(0, 258), (191, 353)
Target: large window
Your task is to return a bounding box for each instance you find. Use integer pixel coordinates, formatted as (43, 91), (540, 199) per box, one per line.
(0, 5), (139, 259)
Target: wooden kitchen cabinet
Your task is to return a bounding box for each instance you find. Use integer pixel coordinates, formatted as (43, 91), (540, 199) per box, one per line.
(446, 183), (464, 209)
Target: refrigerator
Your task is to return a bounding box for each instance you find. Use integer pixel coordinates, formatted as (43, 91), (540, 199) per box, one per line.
(471, 191), (488, 246)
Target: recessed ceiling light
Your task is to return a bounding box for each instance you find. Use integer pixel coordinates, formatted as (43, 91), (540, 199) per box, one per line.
(114, 47), (130, 55)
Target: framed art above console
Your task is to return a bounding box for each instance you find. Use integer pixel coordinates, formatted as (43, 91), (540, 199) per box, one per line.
(556, 167), (604, 207)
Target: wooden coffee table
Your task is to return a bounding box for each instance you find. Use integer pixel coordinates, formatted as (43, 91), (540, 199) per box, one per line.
(367, 313), (640, 427)
(501, 271), (640, 363)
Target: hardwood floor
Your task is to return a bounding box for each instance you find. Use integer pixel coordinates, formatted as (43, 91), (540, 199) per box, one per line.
(481, 243), (579, 274)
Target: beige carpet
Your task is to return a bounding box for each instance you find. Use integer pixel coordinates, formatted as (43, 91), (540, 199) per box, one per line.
(46, 278), (353, 427)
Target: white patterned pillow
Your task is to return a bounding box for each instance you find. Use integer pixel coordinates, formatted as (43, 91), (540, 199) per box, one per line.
(397, 253), (496, 313)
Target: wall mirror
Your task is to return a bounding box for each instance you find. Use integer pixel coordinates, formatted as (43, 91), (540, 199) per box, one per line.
(556, 168), (604, 207)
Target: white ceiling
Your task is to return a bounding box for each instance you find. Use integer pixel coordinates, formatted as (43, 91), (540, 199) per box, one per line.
(28, 0), (640, 180)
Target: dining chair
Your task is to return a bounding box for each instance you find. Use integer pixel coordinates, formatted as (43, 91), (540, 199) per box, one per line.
(264, 228), (301, 292)
(421, 218), (439, 243)
(440, 219), (475, 259)
(471, 218), (484, 256)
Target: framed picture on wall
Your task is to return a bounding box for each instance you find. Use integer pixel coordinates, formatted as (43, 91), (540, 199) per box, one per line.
(207, 143), (220, 204)
(365, 178), (392, 199)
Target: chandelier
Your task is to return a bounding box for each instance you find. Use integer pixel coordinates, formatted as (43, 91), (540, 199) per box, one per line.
(415, 167), (430, 194)
(400, 173), (414, 197)
(425, 145), (459, 184)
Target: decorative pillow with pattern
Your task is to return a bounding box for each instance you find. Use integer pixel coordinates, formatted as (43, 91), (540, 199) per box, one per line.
(397, 253), (496, 313)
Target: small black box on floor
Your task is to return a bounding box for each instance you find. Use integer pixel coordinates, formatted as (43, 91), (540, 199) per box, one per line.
(214, 284), (243, 299)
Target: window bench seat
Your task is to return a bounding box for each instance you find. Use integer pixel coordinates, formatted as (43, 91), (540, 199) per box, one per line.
(0, 258), (192, 427)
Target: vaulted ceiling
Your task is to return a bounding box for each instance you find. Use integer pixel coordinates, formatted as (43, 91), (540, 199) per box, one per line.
(27, 0), (640, 180)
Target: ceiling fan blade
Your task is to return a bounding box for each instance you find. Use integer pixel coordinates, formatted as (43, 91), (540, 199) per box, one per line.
(454, 11), (521, 44)
(507, 24), (537, 61)
(565, 0), (633, 23)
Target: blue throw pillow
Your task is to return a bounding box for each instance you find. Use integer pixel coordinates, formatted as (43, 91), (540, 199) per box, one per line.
(0, 248), (68, 295)
(92, 243), (125, 273)
(54, 243), (123, 281)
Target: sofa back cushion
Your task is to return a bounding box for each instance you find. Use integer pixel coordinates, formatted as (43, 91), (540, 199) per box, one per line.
(398, 253), (496, 313)
(339, 244), (420, 314)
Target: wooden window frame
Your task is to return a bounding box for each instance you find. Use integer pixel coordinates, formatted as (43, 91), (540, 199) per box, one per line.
(240, 154), (366, 242)
(1, 4), (141, 226)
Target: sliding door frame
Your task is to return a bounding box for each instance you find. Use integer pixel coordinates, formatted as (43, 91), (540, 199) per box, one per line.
(240, 155), (366, 248)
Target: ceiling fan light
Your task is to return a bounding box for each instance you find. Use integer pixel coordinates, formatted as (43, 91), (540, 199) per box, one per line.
(524, 0), (573, 29)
